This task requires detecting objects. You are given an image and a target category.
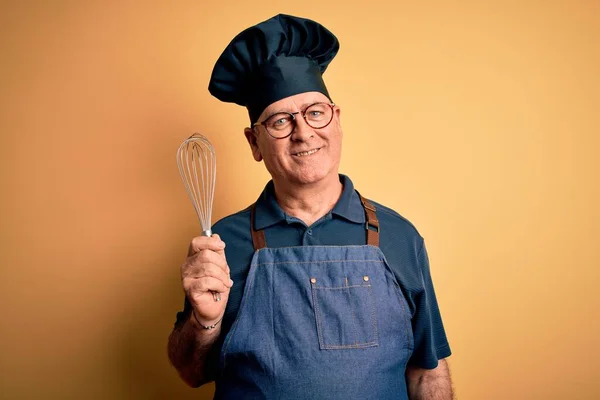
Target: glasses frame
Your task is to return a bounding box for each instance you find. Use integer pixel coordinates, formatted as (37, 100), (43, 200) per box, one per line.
(252, 102), (336, 139)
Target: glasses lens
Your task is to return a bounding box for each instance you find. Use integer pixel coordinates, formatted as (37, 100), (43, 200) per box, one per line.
(305, 103), (333, 128)
(265, 112), (294, 138)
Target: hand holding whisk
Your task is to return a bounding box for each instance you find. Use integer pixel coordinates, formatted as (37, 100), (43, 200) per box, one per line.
(177, 133), (222, 302)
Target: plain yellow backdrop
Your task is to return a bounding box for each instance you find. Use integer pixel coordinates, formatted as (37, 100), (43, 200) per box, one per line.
(1, 1), (598, 399)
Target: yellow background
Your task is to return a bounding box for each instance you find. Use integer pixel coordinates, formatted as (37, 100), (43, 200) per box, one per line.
(1, 1), (598, 399)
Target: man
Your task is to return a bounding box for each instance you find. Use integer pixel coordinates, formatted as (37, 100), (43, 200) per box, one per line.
(168, 14), (453, 399)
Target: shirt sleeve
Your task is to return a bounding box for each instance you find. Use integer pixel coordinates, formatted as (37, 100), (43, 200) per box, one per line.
(408, 239), (452, 368)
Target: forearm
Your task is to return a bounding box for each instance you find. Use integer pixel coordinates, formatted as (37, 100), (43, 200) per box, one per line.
(167, 312), (221, 387)
(407, 359), (453, 400)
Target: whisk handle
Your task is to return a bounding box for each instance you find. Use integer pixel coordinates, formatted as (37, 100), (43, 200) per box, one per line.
(200, 229), (220, 302)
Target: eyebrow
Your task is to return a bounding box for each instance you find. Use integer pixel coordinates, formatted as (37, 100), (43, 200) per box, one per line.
(265, 101), (323, 117)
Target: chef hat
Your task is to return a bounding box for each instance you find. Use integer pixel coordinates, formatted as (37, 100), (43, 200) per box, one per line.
(208, 14), (339, 124)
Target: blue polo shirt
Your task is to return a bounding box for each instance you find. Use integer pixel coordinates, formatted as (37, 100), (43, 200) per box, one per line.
(175, 174), (451, 372)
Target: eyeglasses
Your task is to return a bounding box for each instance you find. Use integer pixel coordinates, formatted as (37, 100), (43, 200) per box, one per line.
(252, 102), (335, 139)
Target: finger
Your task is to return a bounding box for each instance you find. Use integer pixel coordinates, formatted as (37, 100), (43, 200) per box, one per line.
(191, 249), (229, 272)
(184, 263), (233, 288)
(210, 234), (227, 260)
(187, 277), (230, 294)
(181, 258), (228, 281)
(188, 235), (226, 255)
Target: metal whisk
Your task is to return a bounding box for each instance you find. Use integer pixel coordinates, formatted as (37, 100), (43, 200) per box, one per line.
(176, 133), (220, 302)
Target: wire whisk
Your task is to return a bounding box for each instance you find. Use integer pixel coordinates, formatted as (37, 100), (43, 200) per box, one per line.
(176, 133), (220, 301)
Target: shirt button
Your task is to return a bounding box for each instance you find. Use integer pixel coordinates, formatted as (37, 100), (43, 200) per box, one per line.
(307, 229), (312, 235)
(363, 276), (370, 282)
(310, 278), (317, 284)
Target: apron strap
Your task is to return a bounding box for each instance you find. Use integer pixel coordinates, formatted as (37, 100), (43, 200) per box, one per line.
(358, 193), (380, 247)
(250, 191), (380, 250)
(250, 203), (267, 250)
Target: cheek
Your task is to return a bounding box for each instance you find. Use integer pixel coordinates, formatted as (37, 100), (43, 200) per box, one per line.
(259, 142), (286, 166)
(256, 137), (272, 157)
(328, 129), (343, 153)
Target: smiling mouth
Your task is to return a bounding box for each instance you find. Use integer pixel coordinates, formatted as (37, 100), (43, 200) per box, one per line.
(293, 148), (320, 157)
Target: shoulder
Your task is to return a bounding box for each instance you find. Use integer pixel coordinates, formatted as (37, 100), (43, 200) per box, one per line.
(367, 198), (424, 244)
(365, 198), (428, 293)
(212, 206), (256, 277)
(212, 206), (252, 241)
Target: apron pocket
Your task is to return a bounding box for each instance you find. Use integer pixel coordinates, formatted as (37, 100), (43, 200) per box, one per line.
(311, 280), (379, 350)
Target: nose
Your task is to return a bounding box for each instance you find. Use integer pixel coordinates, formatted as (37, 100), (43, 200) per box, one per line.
(290, 115), (314, 141)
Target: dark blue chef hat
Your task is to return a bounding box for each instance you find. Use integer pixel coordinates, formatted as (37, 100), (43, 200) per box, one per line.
(208, 14), (339, 124)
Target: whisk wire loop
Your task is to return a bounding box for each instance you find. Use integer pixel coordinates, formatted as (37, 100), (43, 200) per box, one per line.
(177, 134), (216, 235)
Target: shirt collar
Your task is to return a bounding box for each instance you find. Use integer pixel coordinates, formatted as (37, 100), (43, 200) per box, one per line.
(254, 180), (286, 230)
(331, 174), (365, 223)
(253, 174), (365, 231)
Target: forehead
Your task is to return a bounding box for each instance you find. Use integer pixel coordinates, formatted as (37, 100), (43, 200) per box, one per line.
(260, 91), (330, 118)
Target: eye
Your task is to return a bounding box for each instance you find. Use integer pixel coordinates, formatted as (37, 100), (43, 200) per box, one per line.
(305, 103), (330, 121)
(266, 113), (292, 130)
(273, 117), (290, 126)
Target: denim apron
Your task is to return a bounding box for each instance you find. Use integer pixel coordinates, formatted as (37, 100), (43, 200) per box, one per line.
(215, 194), (414, 399)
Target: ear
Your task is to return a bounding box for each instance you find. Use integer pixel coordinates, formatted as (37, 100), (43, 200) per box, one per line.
(333, 105), (342, 129)
(244, 127), (263, 162)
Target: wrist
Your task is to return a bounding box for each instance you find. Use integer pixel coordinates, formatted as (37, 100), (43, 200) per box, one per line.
(190, 311), (223, 331)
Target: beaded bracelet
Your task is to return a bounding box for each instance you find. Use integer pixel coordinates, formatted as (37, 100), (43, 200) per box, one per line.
(193, 311), (223, 330)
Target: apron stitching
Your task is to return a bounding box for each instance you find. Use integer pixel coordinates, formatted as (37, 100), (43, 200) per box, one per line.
(251, 245), (380, 250)
(345, 276), (359, 347)
(396, 284), (412, 352)
(368, 284), (380, 345)
(313, 284), (371, 290)
(378, 252), (414, 353)
(256, 259), (384, 266)
(313, 279), (378, 349)
(321, 342), (379, 349)
(269, 262), (276, 386)
(221, 260), (259, 371)
(311, 281), (325, 348)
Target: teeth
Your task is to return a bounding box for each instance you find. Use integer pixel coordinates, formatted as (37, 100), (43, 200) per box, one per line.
(295, 149), (319, 156)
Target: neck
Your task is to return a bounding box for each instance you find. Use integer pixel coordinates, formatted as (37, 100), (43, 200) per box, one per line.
(272, 174), (343, 227)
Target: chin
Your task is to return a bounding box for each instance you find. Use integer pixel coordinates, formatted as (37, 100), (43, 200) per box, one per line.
(287, 167), (333, 186)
